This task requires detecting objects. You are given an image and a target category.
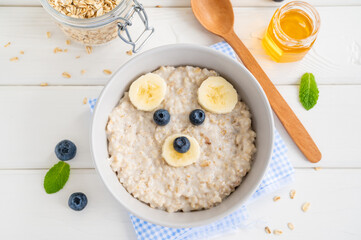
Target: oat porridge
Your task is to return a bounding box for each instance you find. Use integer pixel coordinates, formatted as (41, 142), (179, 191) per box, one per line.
(106, 66), (256, 212)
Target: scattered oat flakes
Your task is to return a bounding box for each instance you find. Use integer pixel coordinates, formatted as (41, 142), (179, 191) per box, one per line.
(85, 45), (92, 54)
(66, 39), (71, 45)
(20, 51), (24, 54)
(81, 69), (86, 75)
(302, 202), (310, 212)
(126, 50), (133, 56)
(265, 226), (271, 234)
(314, 167), (321, 171)
(273, 229), (283, 235)
(46, 32), (51, 38)
(62, 72), (71, 78)
(4, 42), (11, 47)
(204, 136), (211, 145)
(10, 57), (18, 62)
(273, 196), (281, 202)
(40, 82), (48, 87)
(289, 189), (296, 199)
(155, 5), (161, 8)
(64, 49), (68, 52)
(103, 69), (112, 75)
(287, 222), (295, 230)
(53, 47), (63, 53)
(200, 161), (210, 167)
(76, 55), (81, 59)
(83, 97), (88, 104)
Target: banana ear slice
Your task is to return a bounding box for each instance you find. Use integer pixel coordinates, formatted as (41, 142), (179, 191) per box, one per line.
(129, 73), (167, 111)
(198, 76), (238, 114)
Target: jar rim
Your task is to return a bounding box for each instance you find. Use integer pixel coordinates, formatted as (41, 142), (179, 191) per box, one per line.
(273, 1), (321, 47)
(39, 0), (132, 28)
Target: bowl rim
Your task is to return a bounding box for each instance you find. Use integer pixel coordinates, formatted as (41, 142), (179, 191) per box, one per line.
(90, 43), (274, 227)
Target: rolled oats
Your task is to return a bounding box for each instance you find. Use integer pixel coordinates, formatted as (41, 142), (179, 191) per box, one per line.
(126, 50), (133, 56)
(274, 229), (283, 235)
(302, 202), (310, 212)
(20, 51), (24, 54)
(66, 39), (71, 45)
(85, 45), (93, 54)
(4, 42), (11, 47)
(287, 222), (295, 230)
(83, 97), (88, 104)
(103, 69), (112, 75)
(10, 57), (19, 62)
(46, 32), (51, 38)
(273, 196), (281, 202)
(62, 72), (71, 78)
(47, 0), (121, 45)
(265, 226), (271, 234)
(40, 82), (48, 86)
(290, 189), (296, 199)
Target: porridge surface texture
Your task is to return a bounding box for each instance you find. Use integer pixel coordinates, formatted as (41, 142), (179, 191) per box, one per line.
(106, 66), (256, 212)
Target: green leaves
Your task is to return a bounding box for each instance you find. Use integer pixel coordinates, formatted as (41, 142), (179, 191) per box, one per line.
(299, 73), (319, 110)
(44, 161), (70, 194)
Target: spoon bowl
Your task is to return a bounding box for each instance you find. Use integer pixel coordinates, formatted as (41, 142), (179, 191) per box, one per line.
(191, 0), (234, 35)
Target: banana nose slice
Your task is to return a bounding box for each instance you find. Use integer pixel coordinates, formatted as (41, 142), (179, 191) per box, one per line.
(198, 76), (238, 114)
(129, 73), (167, 111)
(162, 134), (200, 167)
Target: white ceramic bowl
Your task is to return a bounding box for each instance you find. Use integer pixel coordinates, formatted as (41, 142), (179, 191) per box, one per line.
(91, 44), (274, 228)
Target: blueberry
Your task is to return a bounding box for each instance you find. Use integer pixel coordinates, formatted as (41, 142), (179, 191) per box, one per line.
(189, 109), (205, 126)
(68, 192), (87, 211)
(173, 136), (190, 153)
(153, 109), (170, 126)
(55, 140), (77, 161)
(273, 0), (284, 2)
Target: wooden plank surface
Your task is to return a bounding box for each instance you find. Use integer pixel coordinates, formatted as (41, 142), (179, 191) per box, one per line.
(2, 0), (361, 7)
(1, 7), (361, 85)
(0, 168), (359, 239)
(0, 85), (360, 169)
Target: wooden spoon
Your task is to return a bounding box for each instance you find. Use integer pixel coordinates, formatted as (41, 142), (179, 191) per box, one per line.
(191, 0), (321, 163)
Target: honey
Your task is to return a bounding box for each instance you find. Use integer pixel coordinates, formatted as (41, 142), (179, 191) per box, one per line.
(262, 1), (320, 63)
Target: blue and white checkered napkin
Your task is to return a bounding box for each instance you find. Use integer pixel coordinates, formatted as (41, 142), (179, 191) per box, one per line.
(88, 41), (294, 240)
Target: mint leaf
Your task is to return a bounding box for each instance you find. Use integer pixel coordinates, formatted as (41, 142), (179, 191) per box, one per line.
(44, 161), (70, 194)
(299, 73), (319, 110)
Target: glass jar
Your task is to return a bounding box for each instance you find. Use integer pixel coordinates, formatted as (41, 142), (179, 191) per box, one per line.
(262, 1), (320, 62)
(40, 0), (154, 52)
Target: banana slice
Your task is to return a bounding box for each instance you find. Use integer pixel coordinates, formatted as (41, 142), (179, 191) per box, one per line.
(198, 76), (238, 114)
(129, 73), (167, 111)
(162, 134), (200, 167)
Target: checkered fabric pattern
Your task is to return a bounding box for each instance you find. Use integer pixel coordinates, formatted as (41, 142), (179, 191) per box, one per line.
(88, 41), (294, 240)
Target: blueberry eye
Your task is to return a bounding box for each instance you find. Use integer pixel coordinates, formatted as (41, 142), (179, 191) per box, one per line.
(173, 136), (191, 153)
(189, 109), (205, 126)
(153, 109), (170, 126)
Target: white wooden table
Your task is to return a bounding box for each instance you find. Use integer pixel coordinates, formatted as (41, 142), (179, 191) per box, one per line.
(1, 0), (361, 239)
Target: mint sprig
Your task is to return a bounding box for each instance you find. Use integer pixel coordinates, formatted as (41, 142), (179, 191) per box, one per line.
(299, 73), (319, 110)
(44, 161), (70, 194)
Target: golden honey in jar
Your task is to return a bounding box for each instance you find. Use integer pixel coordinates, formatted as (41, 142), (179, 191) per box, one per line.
(262, 1), (320, 63)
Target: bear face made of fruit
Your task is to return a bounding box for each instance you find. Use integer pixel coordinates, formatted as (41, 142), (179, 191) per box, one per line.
(128, 72), (238, 167)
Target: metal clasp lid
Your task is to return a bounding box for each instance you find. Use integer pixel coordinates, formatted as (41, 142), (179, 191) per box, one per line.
(117, 0), (154, 53)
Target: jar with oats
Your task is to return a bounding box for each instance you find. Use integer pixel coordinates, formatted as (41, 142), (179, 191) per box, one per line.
(40, 0), (154, 52)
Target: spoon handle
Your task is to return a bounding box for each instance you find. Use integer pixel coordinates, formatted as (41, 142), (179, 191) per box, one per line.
(224, 30), (321, 163)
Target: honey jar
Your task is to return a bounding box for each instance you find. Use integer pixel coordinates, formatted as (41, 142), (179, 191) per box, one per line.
(262, 1), (321, 62)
